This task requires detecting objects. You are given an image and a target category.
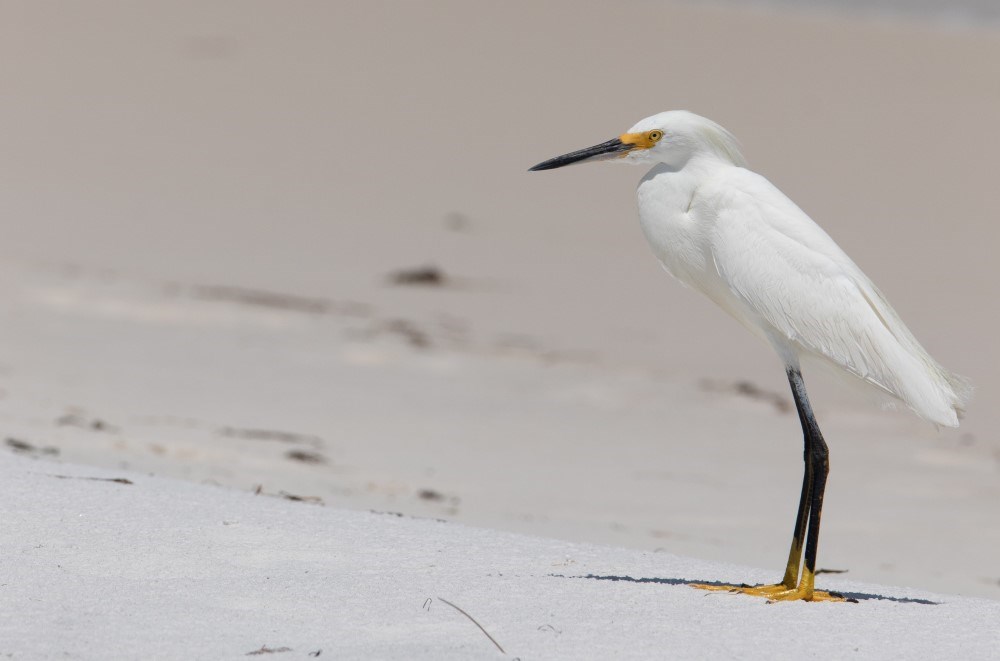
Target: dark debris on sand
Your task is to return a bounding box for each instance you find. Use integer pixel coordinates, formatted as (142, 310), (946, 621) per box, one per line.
(387, 265), (446, 287)
(5, 437), (60, 457)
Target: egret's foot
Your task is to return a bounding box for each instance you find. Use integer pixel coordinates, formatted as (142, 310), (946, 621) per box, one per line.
(689, 581), (789, 596)
(739, 583), (801, 597)
(689, 582), (849, 602)
(760, 586), (848, 602)
(688, 581), (755, 593)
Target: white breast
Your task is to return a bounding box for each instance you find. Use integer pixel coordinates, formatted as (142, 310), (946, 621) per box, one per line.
(637, 163), (768, 339)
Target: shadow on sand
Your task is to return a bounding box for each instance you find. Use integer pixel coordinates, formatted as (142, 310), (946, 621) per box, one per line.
(549, 574), (939, 605)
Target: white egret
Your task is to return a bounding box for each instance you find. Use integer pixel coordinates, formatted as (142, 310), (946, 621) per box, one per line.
(530, 111), (970, 602)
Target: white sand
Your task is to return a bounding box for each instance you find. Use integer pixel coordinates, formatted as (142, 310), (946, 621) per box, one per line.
(0, 3), (997, 652)
(5, 452), (999, 660)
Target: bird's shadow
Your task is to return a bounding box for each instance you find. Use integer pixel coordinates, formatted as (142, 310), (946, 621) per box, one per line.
(549, 574), (939, 605)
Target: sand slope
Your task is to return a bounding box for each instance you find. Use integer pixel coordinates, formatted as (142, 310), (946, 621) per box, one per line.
(4, 453), (999, 660)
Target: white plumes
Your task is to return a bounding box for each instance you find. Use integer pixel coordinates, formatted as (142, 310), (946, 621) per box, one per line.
(628, 110), (747, 168)
(630, 111), (969, 427)
(694, 117), (747, 169)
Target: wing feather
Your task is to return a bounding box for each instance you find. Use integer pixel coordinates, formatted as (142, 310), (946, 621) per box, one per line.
(702, 169), (969, 426)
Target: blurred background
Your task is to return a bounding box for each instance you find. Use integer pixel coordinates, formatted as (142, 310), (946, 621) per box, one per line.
(1, 1), (997, 597)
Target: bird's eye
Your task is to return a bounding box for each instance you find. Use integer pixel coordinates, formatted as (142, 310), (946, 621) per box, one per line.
(648, 130), (663, 142)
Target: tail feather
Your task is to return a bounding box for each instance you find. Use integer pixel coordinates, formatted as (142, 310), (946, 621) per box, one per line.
(852, 280), (970, 427)
(942, 369), (973, 421)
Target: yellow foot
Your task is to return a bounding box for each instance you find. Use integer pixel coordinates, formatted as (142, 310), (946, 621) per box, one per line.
(689, 582), (851, 602)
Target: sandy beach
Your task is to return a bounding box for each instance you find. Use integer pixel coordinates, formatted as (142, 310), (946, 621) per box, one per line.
(1, 2), (998, 655)
(6, 451), (999, 660)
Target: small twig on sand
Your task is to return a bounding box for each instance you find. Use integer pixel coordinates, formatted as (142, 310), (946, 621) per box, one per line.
(50, 475), (133, 485)
(277, 491), (324, 505)
(437, 597), (506, 655)
(245, 644), (292, 655)
(217, 426), (323, 448)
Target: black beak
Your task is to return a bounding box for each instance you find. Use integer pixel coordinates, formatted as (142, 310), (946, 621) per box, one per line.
(528, 137), (633, 171)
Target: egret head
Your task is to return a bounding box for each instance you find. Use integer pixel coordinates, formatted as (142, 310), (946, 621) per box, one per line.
(529, 110), (745, 172)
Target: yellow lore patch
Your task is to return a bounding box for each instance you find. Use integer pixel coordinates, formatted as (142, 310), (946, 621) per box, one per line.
(619, 130), (663, 151)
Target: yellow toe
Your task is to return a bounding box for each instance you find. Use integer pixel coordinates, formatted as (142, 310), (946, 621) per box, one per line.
(689, 569), (852, 603)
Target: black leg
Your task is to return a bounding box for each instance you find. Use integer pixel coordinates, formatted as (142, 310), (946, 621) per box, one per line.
(690, 367), (843, 600)
(779, 428), (813, 588)
(787, 368), (830, 589)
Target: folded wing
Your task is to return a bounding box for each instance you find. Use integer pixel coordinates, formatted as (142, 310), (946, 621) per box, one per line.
(704, 170), (970, 426)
